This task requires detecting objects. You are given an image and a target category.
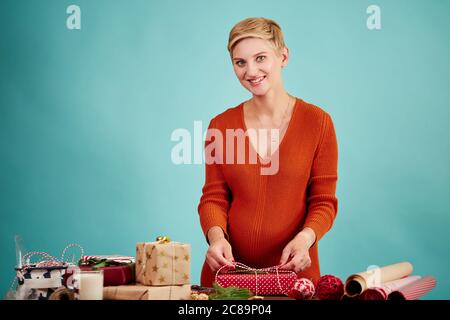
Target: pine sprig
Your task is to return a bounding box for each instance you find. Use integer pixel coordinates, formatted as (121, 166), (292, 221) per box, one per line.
(78, 258), (130, 269)
(208, 282), (253, 300)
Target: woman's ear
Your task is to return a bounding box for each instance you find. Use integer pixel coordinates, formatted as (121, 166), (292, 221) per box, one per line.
(281, 46), (289, 68)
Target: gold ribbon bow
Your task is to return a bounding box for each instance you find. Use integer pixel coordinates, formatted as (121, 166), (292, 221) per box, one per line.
(156, 236), (171, 244)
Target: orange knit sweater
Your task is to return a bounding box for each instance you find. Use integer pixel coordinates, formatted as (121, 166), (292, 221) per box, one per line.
(198, 97), (338, 288)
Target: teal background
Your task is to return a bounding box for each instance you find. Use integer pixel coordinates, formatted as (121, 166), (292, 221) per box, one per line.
(1, 0), (449, 299)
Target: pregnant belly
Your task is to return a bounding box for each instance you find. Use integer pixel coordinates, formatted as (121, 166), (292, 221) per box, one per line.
(227, 204), (304, 268)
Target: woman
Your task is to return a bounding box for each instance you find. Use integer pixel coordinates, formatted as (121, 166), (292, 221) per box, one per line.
(198, 17), (338, 288)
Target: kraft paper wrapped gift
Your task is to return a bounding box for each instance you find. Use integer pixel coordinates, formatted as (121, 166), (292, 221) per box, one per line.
(136, 241), (191, 286)
(103, 284), (191, 300)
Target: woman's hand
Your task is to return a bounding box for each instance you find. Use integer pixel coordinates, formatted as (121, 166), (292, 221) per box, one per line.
(279, 228), (316, 273)
(206, 226), (235, 272)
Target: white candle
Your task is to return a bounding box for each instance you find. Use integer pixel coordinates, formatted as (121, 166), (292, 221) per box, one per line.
(79, 270), (104, 300)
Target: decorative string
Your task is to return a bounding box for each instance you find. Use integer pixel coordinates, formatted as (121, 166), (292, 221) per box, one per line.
(20, 244), (84, 269)
(215, 262), (296, 296)
(7, 276), (18, 296)
(21, 251), (61, 269)
(60, 243), (84, 264)
(170, 242), (175, 299)
(139, 236), (176, 298)
(140, 244), (147, 280)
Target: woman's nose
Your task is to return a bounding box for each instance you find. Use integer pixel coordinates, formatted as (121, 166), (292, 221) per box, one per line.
(245, 62), (260, 77)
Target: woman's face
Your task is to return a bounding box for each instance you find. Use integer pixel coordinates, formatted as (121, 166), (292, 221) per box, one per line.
(231, 37), (288, 96)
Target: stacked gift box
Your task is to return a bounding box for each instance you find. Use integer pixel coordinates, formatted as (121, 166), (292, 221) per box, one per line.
(102, 237), (191, 300)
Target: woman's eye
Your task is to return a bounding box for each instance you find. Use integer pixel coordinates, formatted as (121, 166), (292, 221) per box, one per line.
(236, 60), (245, 67)
(256, 56), (266, 62)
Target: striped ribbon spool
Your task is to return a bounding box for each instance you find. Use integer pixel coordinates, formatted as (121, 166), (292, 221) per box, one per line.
(215, 262), (296, 296)
(387, 276), (436, 300)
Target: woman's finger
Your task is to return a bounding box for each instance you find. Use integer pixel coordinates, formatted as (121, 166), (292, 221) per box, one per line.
(223, 246), (235, 265)
(296, 257), (311, 273)
(213, 250), (234, 268)
(279, 246), (292, 266)
(283, 254), (307, 272)
(280, 260), (296, 271)
(207, 259), (220, 272)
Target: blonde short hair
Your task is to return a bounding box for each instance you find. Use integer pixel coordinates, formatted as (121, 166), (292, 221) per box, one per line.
(227, 17), (286, 57)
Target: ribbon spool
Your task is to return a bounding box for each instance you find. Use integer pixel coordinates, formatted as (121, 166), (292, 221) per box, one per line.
(48, 287), (75, 300)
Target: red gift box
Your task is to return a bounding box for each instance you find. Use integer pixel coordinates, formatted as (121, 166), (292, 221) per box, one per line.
(80, 264), (135, 286)
(215, 263), (297, 296)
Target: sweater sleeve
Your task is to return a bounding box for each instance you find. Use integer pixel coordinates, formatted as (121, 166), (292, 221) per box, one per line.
(303, 112), (339, 243)
(197, 117), (231, 243)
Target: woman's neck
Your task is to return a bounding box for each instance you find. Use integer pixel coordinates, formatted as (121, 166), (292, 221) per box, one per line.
(250, 86), (292, 121)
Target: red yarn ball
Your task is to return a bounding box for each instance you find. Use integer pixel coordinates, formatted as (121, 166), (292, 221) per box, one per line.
(316, 275), (344, 300)
(288, 278), (315, 300)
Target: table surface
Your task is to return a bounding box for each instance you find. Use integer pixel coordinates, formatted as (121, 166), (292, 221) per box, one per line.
(262, 296), (295, 300)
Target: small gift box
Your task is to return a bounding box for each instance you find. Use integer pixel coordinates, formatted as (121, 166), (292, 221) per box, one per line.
(12, 244), (84, 300)
(103, 284), (191, 300)
(16, 265), (68, 300)
(136, 237), (191, 286)
(215, 262), (297, 296)
(79, 255), (135, 286)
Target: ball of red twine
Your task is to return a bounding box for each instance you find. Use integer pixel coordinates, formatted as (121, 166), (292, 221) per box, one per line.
(316, 275), (344, 300)
(288, 278), (315, 300)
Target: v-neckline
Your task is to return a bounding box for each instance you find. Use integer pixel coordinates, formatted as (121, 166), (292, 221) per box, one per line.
(240, 97), (300, 165)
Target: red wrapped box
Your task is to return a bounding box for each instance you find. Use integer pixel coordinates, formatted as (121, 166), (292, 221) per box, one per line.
(215, 263), (297, 296)
(78, 255), (135, 286)
(79, 264), (135, 286)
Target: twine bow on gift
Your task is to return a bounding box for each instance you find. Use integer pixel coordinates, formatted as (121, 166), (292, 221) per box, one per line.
(215, 262), (297, 296)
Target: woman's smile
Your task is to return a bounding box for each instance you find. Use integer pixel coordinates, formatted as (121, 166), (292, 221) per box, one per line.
(247, 75), (266, 86)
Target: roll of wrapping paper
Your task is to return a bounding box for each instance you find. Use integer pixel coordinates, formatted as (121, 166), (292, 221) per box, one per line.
(345, 262), (413, 297)
(387, 276), (436, 300)
(360, 275), (421, 300)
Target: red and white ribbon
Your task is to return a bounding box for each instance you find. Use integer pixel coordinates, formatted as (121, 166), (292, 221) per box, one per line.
(19, 244), (85, 269)
(81, 255), (134, 262)
(21, 251), (61, 269)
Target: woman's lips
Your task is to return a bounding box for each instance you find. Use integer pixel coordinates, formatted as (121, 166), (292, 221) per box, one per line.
(247, 76), (266, 86)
